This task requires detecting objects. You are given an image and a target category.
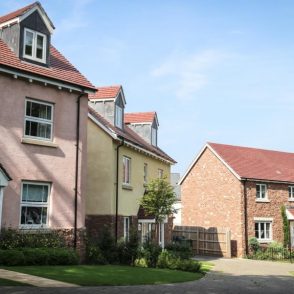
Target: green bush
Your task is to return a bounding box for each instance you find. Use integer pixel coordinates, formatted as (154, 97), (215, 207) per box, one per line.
(139, 241), (162, 268)
(0, 249), (25, 266)
(268, 241), (283, 250)
(0, 228), (65, 249)
(0, 248), (78, 266)
(134, 257), (148, 267)
(248, 237), (260, 253)
(165, 243), (193, 259)
(86, 245), (107, 265)
(157, 250), (200, 273)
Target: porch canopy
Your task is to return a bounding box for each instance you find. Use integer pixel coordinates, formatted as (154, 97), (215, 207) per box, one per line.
(286, 208), (294, 220)
(0, 163), (11, 187)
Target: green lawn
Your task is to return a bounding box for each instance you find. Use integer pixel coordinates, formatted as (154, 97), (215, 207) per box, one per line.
(3, 263), (212, 286)
(0, 278), (33, 286)
(290, 271), (294, 277)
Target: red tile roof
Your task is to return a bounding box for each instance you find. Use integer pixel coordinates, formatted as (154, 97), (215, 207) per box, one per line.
(89, 106), (176, 164)
(0, 2), (36, 24)
(88, 86), (121, 100)
(0, 39), (95, 90)
(125, 112), (157, 124)
(209, 142), (294, 183)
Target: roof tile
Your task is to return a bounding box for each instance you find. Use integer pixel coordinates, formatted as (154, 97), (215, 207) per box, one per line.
(88, 86), (121, 100)
(0, 2), (36, 24)
(209, 142), (294, 183)
(125, 112), (156, 124)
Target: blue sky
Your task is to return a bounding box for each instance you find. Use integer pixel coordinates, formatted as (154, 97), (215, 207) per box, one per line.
(1, 1), (294, 174)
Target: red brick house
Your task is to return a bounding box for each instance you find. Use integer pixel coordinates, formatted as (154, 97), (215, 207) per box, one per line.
(180, 142), (294, 257)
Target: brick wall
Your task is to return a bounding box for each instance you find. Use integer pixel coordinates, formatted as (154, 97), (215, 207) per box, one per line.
(181, 147), (244, 257)
(245, 181), (292, 245)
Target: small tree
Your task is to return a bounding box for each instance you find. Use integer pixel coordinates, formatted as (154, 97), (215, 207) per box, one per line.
(281, 205), (290, 248)
(140, 177), (177, 248)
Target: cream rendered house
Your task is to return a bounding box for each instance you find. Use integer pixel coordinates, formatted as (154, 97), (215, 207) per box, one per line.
(86, 86), (176, 245)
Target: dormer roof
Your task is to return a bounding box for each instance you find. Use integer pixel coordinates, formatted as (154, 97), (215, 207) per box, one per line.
(0, 2), (55, 33)
(88, 85), (126, 105)
(124, 112), (159, 127)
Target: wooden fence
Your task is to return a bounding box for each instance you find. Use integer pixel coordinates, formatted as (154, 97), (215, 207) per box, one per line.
(173, 226), (231, 258)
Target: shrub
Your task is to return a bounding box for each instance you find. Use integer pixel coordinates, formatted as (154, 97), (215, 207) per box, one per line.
(165, 243), (193, 259)
(139, 241), (162, 268)
(134, 257), (148, 267)
(22, 248), (49, 265)
(0, 249), (25, 266)
(157, 250), (201, 273)
(86, 245), (107, 265)
(0, 228), (65, 249)
(248, 237), (260, 253)
(268, 241), (283, 250)
(47, 248), (78, 265)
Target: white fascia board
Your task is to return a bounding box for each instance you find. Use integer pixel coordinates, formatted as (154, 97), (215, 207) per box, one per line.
(90, 98), (115, 103)
(0, 66), (94, 93)
(127, 122), (152, 126)
(88, 113), (118, 140)
(154, 113), (159, 127)
(20, 6), (54, 34)
(0, 17), (20, 29)
(118, 87), (126, 106)
(179, 143), (241, 185)
(123, 140), (174, 165)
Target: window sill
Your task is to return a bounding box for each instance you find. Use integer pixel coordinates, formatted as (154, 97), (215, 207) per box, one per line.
(288, 199), (294, 202)
(19, 226), (49, 232)
(21, 137), (58, 148)
(257, 240), (272, 244)
(122, 184), (133, 191)
(255, 199), (270, 203)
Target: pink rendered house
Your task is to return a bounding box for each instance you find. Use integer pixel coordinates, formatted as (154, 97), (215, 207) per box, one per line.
(0, 2), (95, 248)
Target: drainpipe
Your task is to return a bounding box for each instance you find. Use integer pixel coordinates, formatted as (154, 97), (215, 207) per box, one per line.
(243, 179), (248, 255)
(74, 91), (85, 250)
(115, 137), (124, 243)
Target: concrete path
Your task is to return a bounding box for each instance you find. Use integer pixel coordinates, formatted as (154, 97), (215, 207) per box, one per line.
(0, 257), (294, 293)
(0, 268), (78, 287)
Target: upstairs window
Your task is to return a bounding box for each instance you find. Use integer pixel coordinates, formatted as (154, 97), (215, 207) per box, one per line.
(256, 184), (267, 201)
(123, 156), (131, 185)
(115, 105), (123, 128)
(25, 99), (53, 141)
(24, 28), (46, 63)
(289, 186), (294, 200)
(151, 127), (157, 146)
(158, 169), (163, 179)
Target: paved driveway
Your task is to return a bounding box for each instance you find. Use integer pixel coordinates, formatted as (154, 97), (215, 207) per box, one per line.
(1, 257), (294, 293)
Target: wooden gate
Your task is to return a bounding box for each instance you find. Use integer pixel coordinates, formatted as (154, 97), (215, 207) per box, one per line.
(173, 226), (231, 258)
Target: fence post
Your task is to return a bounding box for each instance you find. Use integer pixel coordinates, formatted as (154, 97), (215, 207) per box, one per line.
(226, 229), (231, 258)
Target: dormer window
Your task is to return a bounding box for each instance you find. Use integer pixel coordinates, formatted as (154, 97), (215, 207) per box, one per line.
(24, 28), (46, 63)
(115, 105), (123, 128)
(151, 127), (157, 146)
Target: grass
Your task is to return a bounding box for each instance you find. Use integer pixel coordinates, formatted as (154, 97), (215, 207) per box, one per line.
(0, 278), (33, 286)
(3, 262), (212, 286)
(290, 271), (294, 277)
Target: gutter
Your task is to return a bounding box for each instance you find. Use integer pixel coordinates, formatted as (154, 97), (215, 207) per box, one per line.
(74, 91), (85, 249)
(242, 179), (248, 256)
(115, 137), (124, 243)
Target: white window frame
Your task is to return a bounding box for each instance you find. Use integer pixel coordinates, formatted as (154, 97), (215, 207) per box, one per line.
(151, 127), (157, 146)
(123, 156), (131, 185)
(123, 216), (130, 241)
(254, 219), (272, 242)
(115, 105), (123, 128)
(20, 181), (50, 229)
(288, 186), (294, 201)
(23, 28), (47, 63)
(24, 99), (54, 141)
(256, 183), (268, 201)
(144, 163), (148, 184)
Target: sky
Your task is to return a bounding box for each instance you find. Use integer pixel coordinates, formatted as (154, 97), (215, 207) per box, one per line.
(1, 0), (294, 175)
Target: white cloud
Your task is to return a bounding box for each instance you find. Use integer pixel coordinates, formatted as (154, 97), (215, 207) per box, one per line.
(151, 50), (228, 99)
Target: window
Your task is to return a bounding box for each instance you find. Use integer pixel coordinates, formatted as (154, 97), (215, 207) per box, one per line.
(144, 163), (148, 183)
(24, 28), (46, 63)
(255, 221), (272, 241)
(289, 186), (294, 200)
(151, 127), (157, 146)
(123, 217), (130, 241)
(25, 99), (53, 141)
(115, 105), (123, 128)
(20, 182), (50, 227)
(158, 169), (163, 179)
(123, 156), (131, 185)
(256, 184), (267, 200)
